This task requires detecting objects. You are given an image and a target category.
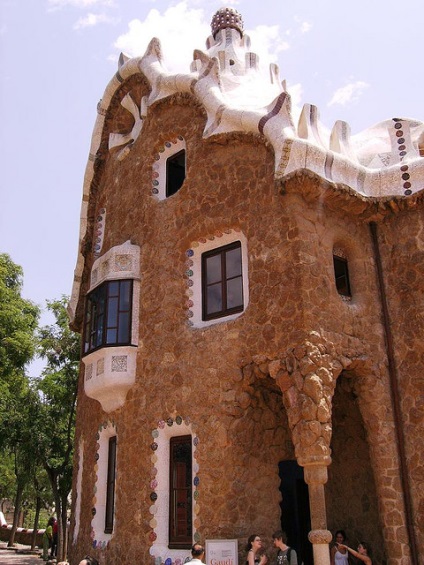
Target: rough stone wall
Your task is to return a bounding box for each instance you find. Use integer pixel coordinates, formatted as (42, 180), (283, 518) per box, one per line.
(69, 79), (424, 565)
(376, 208), (424, 561)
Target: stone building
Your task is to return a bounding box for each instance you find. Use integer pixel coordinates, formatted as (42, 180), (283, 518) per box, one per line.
(68, 8), (424, 565)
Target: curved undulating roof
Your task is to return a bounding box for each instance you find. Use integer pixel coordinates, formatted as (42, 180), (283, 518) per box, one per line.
(69, 8), (424, 323)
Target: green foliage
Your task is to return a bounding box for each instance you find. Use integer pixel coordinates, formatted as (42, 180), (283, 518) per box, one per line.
(0, 253), (39, 383)
(0, 257), (79, 560)
(35, 297), (80, 479)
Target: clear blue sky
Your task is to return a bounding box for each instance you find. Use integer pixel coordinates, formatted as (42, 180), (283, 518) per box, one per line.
(1, 0), (422, 374)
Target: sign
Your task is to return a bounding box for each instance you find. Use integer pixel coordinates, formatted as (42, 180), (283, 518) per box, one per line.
(205, 539), (238, 565)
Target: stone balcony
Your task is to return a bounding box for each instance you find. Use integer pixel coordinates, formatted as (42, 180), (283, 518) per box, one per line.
(83, 345), (138, 412)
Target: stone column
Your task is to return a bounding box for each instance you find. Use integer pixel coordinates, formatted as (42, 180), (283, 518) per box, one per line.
(303, 465), (332, 565)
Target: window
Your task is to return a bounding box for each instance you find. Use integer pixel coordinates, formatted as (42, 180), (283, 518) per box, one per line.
(104, 436), (117, 534)
(202, 241), (243, 320)
(169, 436), (192, 549)
(333, 255), (351, 297)
(166, 150), (186, 197)
(84, 280), (133, 354)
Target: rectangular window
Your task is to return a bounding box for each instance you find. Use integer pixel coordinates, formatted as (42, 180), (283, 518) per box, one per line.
(169, 436), (192, 549)
(333, 256), (351, 297)
(83, 280), (133, 354)
(202, 241), (243, 320)
(104, 436), (117, 534)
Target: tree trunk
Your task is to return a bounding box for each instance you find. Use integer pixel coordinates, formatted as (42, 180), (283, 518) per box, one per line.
(31, 496), (42, 551)
(7, 481), (23, 547)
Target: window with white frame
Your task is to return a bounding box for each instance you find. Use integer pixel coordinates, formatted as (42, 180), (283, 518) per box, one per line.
(185, 230), (249, 328)
(151, 137), (186, 200)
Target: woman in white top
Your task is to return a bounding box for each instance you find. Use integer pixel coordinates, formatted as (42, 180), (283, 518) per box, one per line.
(330, 530), (349, 565)
(337, 541), (372, 565)
(246, 534), (268, 565)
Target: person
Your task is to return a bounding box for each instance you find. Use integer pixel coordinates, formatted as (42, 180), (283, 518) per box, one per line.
(190, 543), (206, 564)
(337, 541), (372, 565)
(246, 534), (268, 565)
(50, 518), (58, 558)
(42, 517), (55, 561)
(330, 530), (349, 565)
(271, 530), (297, 565)
(78, 557), (99, 565)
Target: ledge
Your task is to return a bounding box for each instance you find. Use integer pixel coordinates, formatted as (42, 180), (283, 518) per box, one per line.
(83, 345), (137, 412)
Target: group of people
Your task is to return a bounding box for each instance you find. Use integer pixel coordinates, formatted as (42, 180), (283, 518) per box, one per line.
(330, 529), (372, 565)
(42, 516), (58, 561)
(77, 530), (372, 565)
(246, 531), (298, 565)
(245, 529), (372, 565)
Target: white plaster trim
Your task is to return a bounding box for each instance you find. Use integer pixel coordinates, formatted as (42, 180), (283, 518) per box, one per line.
(149, 420), (199, 564)
(152, 137), (186, 200)
(91, 422), (117, 548)
(186, 229), (249, 328)
(72, 439), (84, 544)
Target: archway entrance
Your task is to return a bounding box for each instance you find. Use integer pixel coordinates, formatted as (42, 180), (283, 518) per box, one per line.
(279, 460), (313, 565)
(326, 372), (386, 564)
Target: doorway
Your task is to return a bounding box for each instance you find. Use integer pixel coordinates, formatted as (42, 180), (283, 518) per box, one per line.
(279, 460), (313, 565)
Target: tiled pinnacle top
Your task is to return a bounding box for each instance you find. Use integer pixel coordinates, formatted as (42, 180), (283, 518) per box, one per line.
(211, 7), (244, 38)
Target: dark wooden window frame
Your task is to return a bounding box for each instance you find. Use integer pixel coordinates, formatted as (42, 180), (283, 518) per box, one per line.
(83, 279), (133, 355)
(169, 435), (192, 549)
(333, 255), (351, 297)
(166, 149), (186, 197)
(104, 435), (117, 534)
(201, 241), (244, 321)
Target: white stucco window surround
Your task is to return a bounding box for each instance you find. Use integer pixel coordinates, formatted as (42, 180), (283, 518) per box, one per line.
(91, 421), (117, 549)
(151, 136), (186, 200)
(185, 229), (249, 328)
(72, 439), (84, 544)
(149, 417), (200, 564)
(83, 240), (140, 413)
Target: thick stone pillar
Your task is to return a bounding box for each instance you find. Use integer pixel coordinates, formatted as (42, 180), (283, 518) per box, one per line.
(303, 465), (332, 565)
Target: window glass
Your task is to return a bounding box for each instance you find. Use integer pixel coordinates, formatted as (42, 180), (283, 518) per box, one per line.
(83, 280), (133, 355)
(107, 297), (118, 327)
(205, 254), (222, 284)
(202, 242), (243, 320)
(118, 313), (130, 343)
(227, 277), (243, 309)
(207, 283), (223, 314)
(226, 247), (242, 278)
(120, 281), (131, 310)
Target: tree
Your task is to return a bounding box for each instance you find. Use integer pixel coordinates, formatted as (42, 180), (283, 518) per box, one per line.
(0, 253), (40, 546)
(35, 297), (81, 562)
(0, 253), (39, 439)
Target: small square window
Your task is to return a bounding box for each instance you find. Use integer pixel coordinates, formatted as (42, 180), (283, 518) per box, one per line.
(333, 255), (351, 297)
(202, 242), (244, 320)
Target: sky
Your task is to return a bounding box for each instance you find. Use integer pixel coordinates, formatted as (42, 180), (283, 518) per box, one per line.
(0, 0), (423, 375)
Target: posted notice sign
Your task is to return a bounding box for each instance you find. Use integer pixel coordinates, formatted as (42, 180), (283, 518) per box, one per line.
(205, 539), (238, 565)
